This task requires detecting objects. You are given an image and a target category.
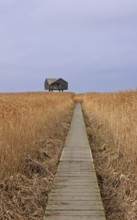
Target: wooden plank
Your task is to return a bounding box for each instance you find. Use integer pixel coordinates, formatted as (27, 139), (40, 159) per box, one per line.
(45, 210), (105, 216)
(54, 178), (98, 183)
(49, 196), (101, 201)
(49, 192), (101, 197)
(44, 216), (106, 220)
(47, 200), (104, 208)
(55, 173), (97, 177)
(54, 176), (97, 180)
(53, 181), (98, 186)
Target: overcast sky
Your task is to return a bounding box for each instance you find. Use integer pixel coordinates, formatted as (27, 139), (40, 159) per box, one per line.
(0, 0), (137, 93)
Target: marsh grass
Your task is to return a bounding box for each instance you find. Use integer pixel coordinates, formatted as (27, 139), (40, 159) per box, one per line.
(81, 91), (137, 220)
(0, 92), (74, 179)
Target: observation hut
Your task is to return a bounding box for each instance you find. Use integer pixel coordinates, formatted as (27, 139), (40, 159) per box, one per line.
(44, 78), (68, 92)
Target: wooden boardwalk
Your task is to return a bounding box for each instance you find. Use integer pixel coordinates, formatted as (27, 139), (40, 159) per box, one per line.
(44, 103), (106, 220)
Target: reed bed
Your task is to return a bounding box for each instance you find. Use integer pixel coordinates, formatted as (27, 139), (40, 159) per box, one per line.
(0, 92), (74, 179)
(0, 92), (74, 219)
(81, 91), (137, 220)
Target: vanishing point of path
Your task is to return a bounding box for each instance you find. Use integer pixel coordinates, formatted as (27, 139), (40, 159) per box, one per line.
(44, 103), (106, 220)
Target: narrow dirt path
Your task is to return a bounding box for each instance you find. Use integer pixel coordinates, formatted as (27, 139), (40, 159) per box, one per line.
(43, 103), (106, 220)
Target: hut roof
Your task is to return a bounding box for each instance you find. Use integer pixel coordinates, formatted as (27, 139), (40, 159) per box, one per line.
(46, 78), (59, 85)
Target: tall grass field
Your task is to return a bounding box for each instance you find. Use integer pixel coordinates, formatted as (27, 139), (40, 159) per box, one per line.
(0, 92), (74, 219)
(1, 90), (137, 220)
(81, 90), (137, 220)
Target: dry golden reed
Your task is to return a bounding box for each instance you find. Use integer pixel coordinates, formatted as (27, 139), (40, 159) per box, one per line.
(81, 90), (137, 220)
(0, 92), (74, 179)
(82, 91), (137, 161)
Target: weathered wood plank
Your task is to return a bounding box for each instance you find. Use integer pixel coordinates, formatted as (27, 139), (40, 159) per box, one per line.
(47, 200), (103, 208)
(45, 210), (105, 216)
(49, 196), (101, 201)
(49, 192), (102, 197)
(44, 216), (106, 220)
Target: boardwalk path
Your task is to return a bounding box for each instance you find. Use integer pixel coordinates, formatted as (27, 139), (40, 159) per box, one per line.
(44, 103), (106, 220)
